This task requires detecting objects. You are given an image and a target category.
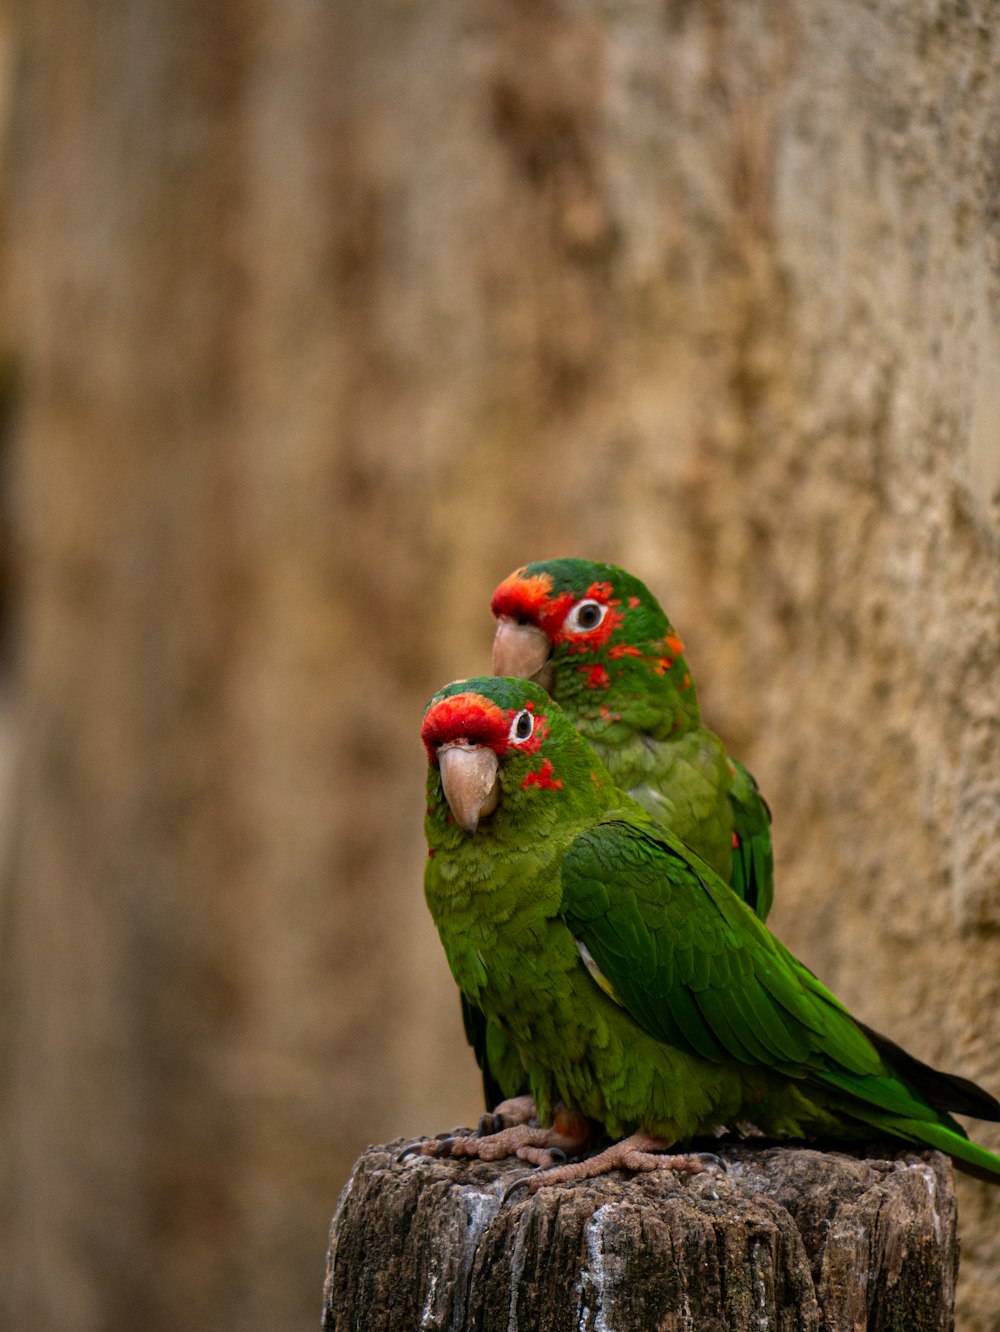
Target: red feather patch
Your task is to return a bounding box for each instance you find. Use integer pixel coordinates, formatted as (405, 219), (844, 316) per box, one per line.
(585, 581), (614, 600)
(580, 663), (610, 689)
(491, 569), (574, 637)
(521, 757), (563, 792)
(421, 694), (508, 761)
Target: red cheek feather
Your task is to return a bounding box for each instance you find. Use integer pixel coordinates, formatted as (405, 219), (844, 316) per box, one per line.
(521, 757), (563, 792)
(579, 663), (610, 689)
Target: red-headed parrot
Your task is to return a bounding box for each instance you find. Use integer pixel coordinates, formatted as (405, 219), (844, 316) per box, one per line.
(491, 558), (772, 916)
(419, 677), (1000, 1189)
(470, 557), (772, 1117)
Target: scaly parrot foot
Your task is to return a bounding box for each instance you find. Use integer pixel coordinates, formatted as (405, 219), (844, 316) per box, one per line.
(419, 1108), (593, 1167)
(478, 1094), (538, 1137)
(512, 1133), (718, 1194)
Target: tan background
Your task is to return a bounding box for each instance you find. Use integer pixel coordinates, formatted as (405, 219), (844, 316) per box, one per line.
(1, 2), (998, 1329)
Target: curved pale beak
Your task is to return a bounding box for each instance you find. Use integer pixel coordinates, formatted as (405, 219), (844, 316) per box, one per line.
(438, 743), (501, 835)
(492, 616), (553, 689)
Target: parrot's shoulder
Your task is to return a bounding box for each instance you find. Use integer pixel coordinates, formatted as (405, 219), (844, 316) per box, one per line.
(563, 805), (726, 896)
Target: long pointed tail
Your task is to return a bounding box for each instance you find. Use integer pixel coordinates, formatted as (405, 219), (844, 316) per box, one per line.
(855, 1021), (1000, 1122)
(881, 1116), (1000, 1182)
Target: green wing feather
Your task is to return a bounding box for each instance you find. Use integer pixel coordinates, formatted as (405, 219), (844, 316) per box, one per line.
(461, 996), (504, 1111)
(727, 759), (775, 921)
(559, 814), (997, 1144)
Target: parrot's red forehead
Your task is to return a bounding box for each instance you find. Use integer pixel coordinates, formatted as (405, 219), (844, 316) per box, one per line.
(491, 568), (625, 649)
(422, 691), (551, 761)
(421, 694), (509, 760)
(490, 569), (575, 636)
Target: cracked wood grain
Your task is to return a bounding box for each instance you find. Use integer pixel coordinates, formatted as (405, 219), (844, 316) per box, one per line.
(323, 1141), (957, 1331)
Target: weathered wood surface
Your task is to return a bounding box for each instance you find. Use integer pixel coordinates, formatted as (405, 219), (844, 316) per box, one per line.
(323, 1140), (958, 1331)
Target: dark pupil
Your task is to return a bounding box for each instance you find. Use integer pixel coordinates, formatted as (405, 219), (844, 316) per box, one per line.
(579, 604), (600, 627)
(516, 712), (532, 738)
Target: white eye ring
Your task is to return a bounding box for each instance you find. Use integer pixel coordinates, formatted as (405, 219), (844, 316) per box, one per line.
(508, 709), (534, 743)
(564, 599), (607, 634)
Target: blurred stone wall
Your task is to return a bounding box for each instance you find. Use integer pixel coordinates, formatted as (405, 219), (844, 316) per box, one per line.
(1, 1), (997, 1330)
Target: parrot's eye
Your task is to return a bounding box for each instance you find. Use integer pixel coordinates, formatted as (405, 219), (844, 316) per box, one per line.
(565, 599), (606, 634)
(509, 710), (534, 743)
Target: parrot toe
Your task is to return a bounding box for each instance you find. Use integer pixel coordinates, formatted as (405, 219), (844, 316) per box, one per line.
(521, 1132), (711, 1191)
(514, 1145), (568, 1167)
(478, 1094), (538, 1136)
(416, 1119), (591, 1165)
(398, 1128), (479, 1162)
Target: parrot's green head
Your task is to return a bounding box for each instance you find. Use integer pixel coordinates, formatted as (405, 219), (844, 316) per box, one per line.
(490, 558), (699, 739)
(421, 676), (612, 842)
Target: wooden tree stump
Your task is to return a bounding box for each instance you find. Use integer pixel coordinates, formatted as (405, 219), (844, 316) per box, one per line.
(323, 1139), (958, 1331)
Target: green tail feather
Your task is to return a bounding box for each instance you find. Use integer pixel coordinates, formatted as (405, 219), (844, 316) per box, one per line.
(855, 1020), (1000, 1121)
(881, 1116), (1000, 1180)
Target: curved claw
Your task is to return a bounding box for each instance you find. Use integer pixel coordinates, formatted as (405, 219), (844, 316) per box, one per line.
(501, 1172), (535, 1205)
(695, 1152), (727, 1173)
(397, 1139), (427, 1162)
(478, 1113), (502, 1137)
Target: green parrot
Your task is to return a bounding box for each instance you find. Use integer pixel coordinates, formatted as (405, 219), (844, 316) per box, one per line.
(490, 558), (772, 915)
(468, 557), (772, 1117)
(420, 676), (1000, 1188)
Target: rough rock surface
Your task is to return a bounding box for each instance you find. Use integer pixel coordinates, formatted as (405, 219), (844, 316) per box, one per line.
(324, 1141), (958, 1331)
